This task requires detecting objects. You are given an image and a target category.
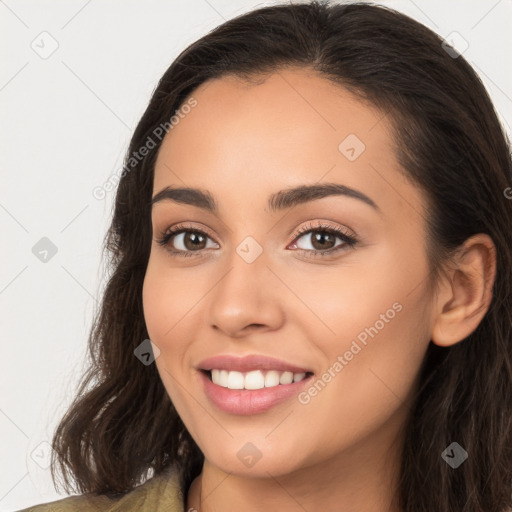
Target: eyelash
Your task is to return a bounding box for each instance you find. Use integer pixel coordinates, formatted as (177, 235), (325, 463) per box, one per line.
(155, 221), (358, 259)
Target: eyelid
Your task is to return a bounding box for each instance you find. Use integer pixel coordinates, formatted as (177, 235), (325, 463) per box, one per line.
(290, 219), (356, 241)
(157, 220), (354, 242)
(156, 220), (358, 257)
(157, 221), (217, 242)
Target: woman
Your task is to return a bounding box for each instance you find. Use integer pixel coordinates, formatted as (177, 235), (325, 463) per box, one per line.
(20, 1), (512, 511)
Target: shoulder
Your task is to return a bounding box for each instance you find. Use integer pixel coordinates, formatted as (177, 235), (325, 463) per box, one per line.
(15, 492), (115, 512)
(16, 467), (185, 512)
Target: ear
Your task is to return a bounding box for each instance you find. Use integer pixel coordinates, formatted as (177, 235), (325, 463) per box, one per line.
(431, 233), (497, 347)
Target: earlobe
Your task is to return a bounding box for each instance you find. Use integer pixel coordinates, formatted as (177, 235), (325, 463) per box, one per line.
(430, 234), (497, 348)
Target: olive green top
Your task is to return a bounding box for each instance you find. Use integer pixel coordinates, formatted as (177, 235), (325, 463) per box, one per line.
(16, 468), (186, 512)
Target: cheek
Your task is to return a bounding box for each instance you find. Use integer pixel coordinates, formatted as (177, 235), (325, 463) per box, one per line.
(142, 262), (199, 415)
(142, 263), (192, 389)
(293, 241), (431, 418)
(294, 304), (430, 464)
(142, 256), (204, 343)
(142, 257), (212, 402)
(282, 244), (408, 344)
(142, 265), (169, 342)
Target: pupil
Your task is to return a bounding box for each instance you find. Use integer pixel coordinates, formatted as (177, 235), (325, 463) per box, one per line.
(186, 232), (205, 249)
(313, 232), (333, 250)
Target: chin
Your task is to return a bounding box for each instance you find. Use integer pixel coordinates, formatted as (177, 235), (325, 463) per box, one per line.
(200, 435), (312, 479)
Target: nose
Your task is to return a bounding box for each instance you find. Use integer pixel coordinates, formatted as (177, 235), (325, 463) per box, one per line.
(206, 245), (285, 338)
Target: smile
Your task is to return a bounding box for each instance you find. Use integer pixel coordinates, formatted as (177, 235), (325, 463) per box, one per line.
(208, 369), (310, 390)
(197, 354), (315, 414)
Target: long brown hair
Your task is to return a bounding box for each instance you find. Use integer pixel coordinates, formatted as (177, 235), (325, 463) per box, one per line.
(51, 2), (512, 510)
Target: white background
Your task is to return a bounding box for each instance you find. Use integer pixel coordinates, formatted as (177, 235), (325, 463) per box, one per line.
(1, 0), (511, 510)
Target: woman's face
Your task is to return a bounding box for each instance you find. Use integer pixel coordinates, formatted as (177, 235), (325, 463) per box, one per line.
(143, 67), (435, 480)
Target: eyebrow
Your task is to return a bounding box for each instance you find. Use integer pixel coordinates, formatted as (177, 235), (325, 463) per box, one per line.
(151, 182), (380, 214)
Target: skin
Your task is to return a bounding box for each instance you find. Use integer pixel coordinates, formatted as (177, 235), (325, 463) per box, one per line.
(142, 67), (496, 512)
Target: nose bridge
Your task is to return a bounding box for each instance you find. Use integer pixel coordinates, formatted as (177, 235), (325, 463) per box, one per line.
(215, 232), (269, 303)
(206, 232), (284, 335)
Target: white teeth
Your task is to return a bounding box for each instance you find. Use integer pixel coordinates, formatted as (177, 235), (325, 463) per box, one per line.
(279, 371), (294, 385)
(227, 370), (245, 389)
(211, 369), (230, 387)
(209, 369), (309, 390)
(264, 370), (280, 387)
(219, 370), (229, 387)
(244, 370), (265, 390)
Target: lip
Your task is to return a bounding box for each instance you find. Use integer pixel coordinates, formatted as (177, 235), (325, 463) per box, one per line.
(199, 370), (314, 415)
(196, 354), (314, 415)
(197, 354), (312, 373)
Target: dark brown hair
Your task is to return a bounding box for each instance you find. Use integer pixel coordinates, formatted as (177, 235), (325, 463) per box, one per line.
(50, 1), (512, 510)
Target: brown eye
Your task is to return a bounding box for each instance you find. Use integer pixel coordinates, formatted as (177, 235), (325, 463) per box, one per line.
(303, 231), (337, 251)
(290, 223), (358, 256)
(180, 231), (208, 250)
(157, 226), (219, 257)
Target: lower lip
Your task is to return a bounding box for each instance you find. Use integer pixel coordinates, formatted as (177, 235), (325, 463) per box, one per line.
(199, 370), (313, 415)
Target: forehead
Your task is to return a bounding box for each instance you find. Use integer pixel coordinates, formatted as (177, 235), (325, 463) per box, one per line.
(152, 68), (426, 221)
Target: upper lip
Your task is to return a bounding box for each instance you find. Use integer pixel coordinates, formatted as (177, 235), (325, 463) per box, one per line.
(197, 354), (313, 374)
